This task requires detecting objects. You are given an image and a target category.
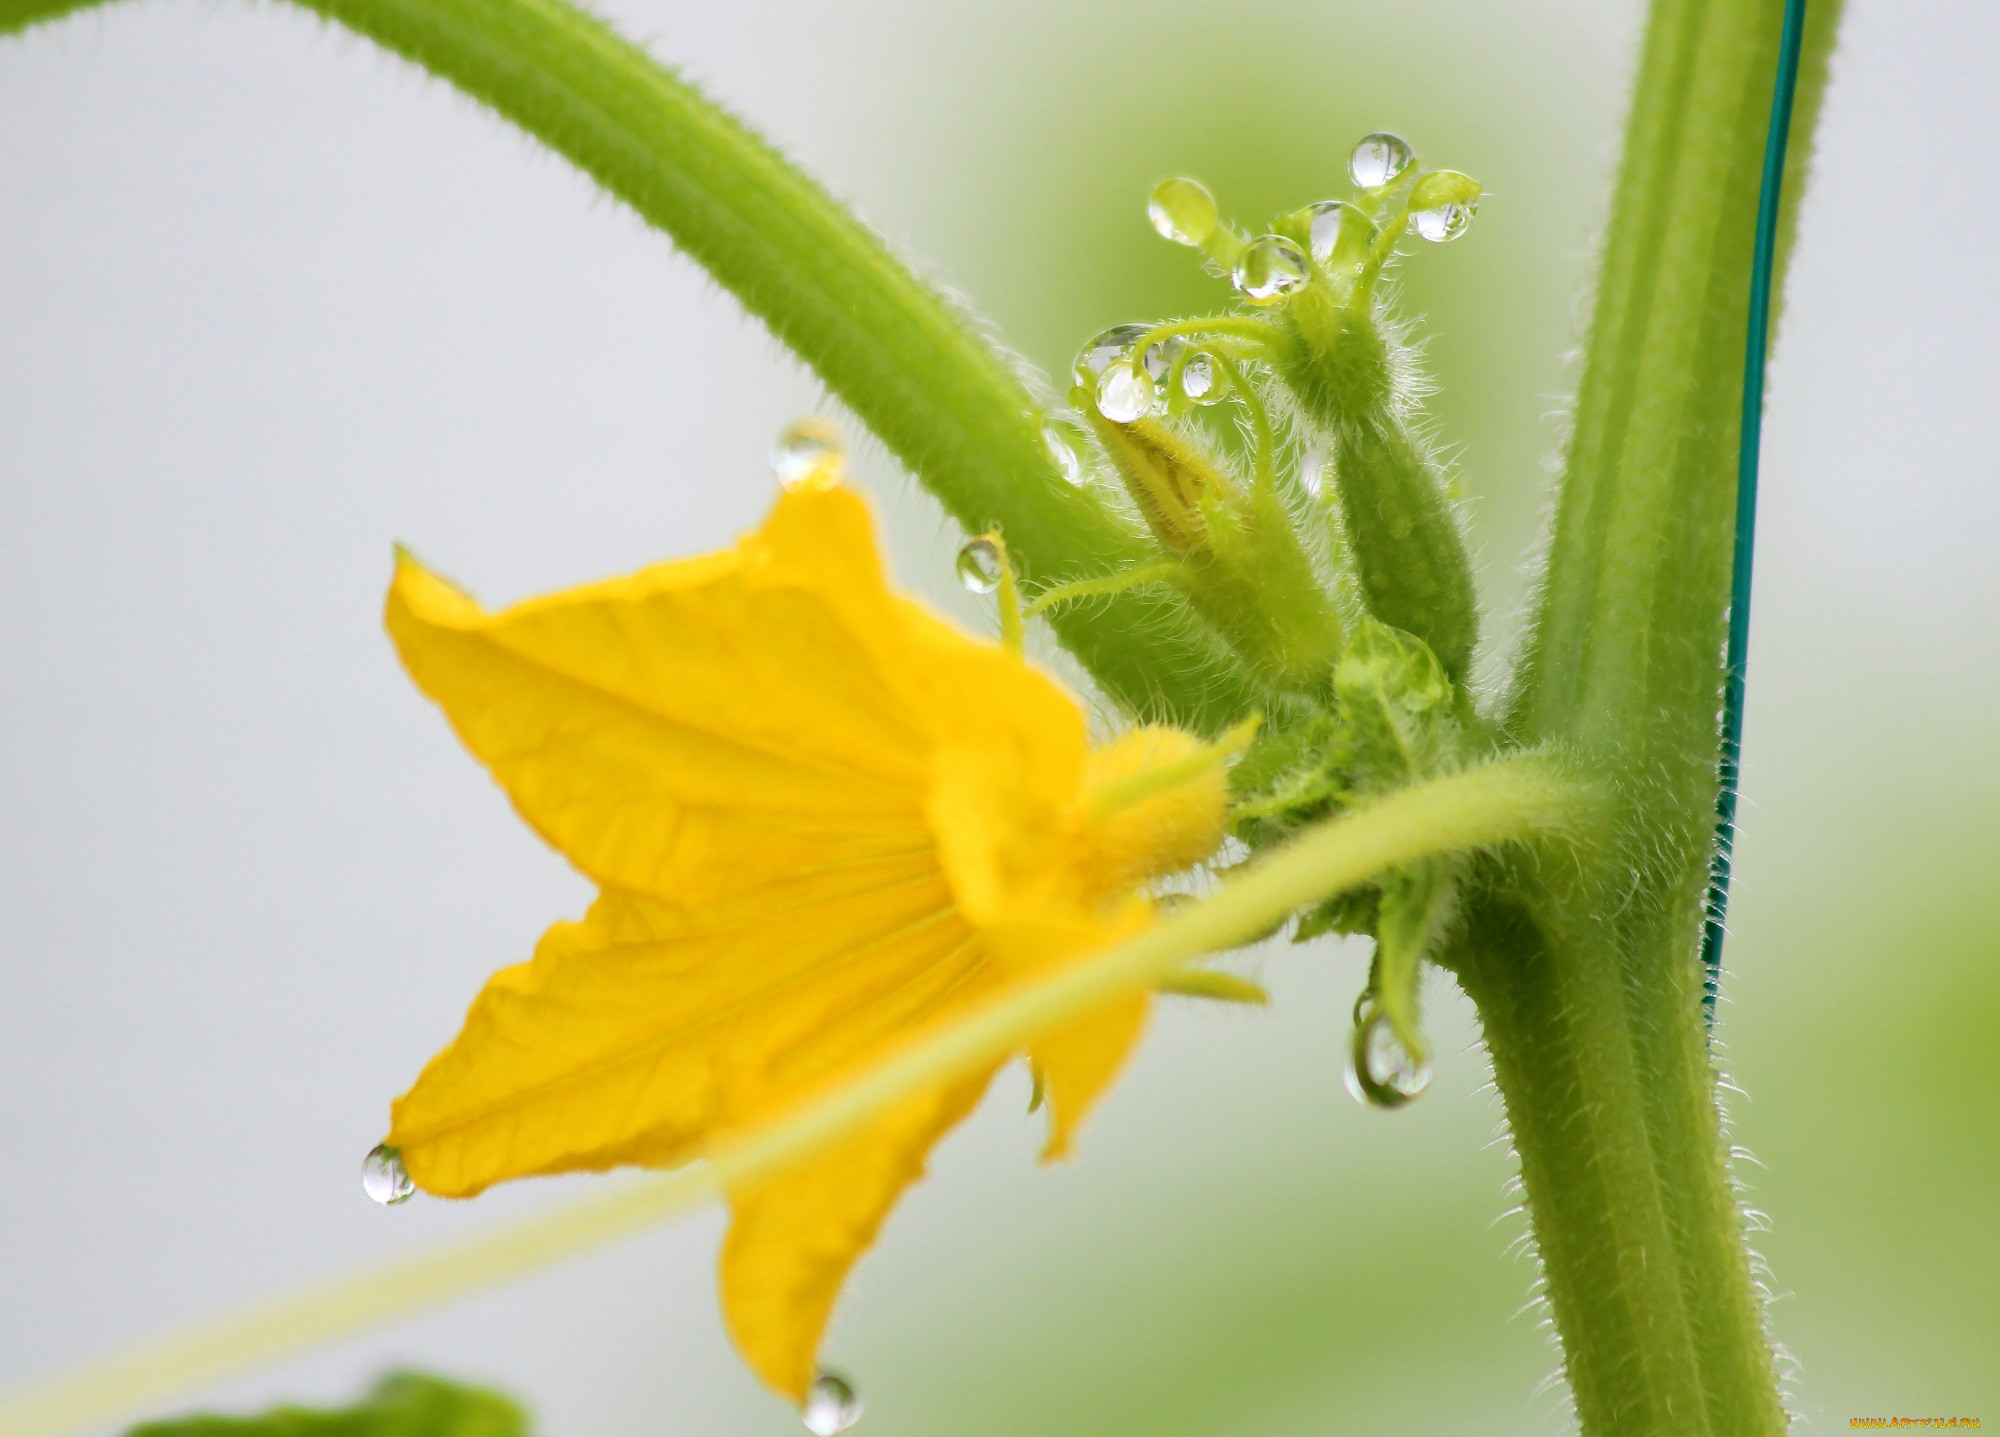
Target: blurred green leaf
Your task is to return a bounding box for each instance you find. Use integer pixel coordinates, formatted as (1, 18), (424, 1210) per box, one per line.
(126, 1374), (529, 1437)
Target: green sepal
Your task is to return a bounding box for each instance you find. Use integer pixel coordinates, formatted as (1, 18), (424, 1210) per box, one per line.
(1407, 169), (1483, 210)
(1156, 967), (1270, 1005)
(1332, 618), (1460, 789)
(126, 1373), (529, 1437)
(1368, 860), (1459, 1058)
(1292, 883), (1379, 943)
(1085, 406), (1344, 693)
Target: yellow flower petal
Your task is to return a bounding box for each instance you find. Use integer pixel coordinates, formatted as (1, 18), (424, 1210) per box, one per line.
(383, 481), (1227, 1399)
(722, 1071), (996, 1401)
(1028, 994), (1149, 1162)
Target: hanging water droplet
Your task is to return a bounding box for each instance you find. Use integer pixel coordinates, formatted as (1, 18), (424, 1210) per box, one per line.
(361, 1144), (415, 1205)
(1307, 199), (1374, 261)
(1232, 235), (1310, 304)
(956, 537), (1003, 594)
(1074, 323), (1149, 385)
(1140, 335), (1185, 383)
(771, 417), (845, 489)
(1179, 352), (1222, 405)
(801, 1371), (863, 1436)
(1042, 422), (1085, 485)
(1345, 1007), (1432, 1109)
(1147, 176), (1219, 248)
(1408, 202), (1475, 243)
(1349, 131), (1416, 189)
(1094, 359), (1159, 423)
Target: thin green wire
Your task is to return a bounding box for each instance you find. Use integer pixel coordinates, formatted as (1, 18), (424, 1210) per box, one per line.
(1702, 0), (1809, 1016)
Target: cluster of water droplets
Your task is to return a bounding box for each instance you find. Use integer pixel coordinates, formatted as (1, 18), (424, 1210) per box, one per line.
(1344, 996), (1433, 1109)
(361, 1144), (415, 1205)
(1075, 321), (1233, 424)
(802, 1370), (863, 1435)
(1072, 322), (1156, 424)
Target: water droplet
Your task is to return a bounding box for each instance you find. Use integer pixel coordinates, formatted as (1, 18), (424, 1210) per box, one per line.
(801, 1371), (862, 1436)
(361, 1144), (415, 1205)
(1232, 235), (1310, 304)
(1140, 335), (1185, 383)
(1147, 176), (1219, 248)
(1042, 422), (1085, 485)
(1408, 203), (1475, 243)
(956, 537), (1003, 594)
(1094, 359), (1159, 423)
(1300, 447), (1330, 495)
(771, 417), (845, 489)
(1349, 131), (1416, 189)
(1179, 352), (1223, 405)
(1345, 1007), (1432, 1109)
(1307, 199), (1374, 261)
(1074, 323), (1149, 385)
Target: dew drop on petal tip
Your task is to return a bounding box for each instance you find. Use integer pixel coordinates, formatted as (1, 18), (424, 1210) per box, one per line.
(361, 1144), (415, 1205)
(1345, 1009), (1432, 1109)
(1232, 235), (1310, 304)
(1147, 176), (1219, 248)
(771, 417), (845, 490)
(956, 537), (1003, 594)
(1409, 203), (1475, 243)
(1349, 131), (1416, 189)
(802, 1371), (863, 1436)
(1074, 323), (1149, 385)
(1094, 360), (1159, 423)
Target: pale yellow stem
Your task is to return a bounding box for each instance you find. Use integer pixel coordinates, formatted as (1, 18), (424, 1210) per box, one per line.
(0, 754), (1598, 1437)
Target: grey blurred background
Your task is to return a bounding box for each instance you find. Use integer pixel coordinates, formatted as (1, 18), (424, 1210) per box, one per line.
(1, 0), (1995, 1432)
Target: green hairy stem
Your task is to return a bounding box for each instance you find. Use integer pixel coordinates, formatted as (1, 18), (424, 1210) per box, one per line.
(1466, 0), (1843, 1432)
(1278, 288), (1480, 682)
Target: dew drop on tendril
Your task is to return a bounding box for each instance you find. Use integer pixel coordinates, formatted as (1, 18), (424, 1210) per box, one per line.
(1141, 335), (1185, 383)
(771, 417), (845, 489)
(956, 537), (1003, 594)
(1094, 360), (1159, 423)
(1349, 131), (1416, 189)
(1147, 176), (1218, 248)
(361, 1144), (415, 1205)
(1180, 352), (1222, 404)
(1232, 235), (1310, 303)
(1307, 199), (1373, 261)
(1074, 324), (1149, 384)
(1409, 203), (1475, 243)
(1345, 1006), (1432, 1109)
(801, 1371), (863, 1436)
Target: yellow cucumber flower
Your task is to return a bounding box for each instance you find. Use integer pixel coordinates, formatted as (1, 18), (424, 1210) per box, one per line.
(380, 460), (1229, 1401)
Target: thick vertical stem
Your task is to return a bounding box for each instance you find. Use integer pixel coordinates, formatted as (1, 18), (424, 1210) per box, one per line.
(1467, 0), (1843, 1431)
(1456, 885), (1778, 1436)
